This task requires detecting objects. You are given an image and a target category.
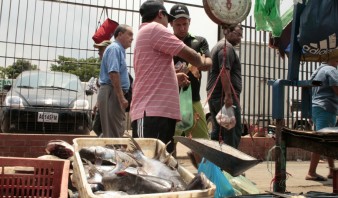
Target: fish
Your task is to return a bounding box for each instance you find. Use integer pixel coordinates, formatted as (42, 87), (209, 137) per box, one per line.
(82, 158), (104, 184)
(84, 150), (133, 184)
(79, 145), (140, 167)
(153, 141), (179, 169)
(45, 139), (74, 159)
(185, 172), (211, 190)
(102, 171), (174, 194)
(38, 154), (62, 160)
(127, 134), (187, 191)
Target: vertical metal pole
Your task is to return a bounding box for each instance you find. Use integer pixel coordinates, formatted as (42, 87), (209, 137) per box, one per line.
(273, 0), (305, 193)
(274, 119), (286, 192)
(269, 79), (289, 193)
(287, 1), (305, 81)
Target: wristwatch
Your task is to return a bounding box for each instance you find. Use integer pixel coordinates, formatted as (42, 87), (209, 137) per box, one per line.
(203, 0), (252, 25)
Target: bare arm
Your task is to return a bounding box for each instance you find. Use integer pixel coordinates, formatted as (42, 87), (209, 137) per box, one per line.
(198, 57), (212, 71)
(109, 72), (128, 109)
(221, 69), (233, 108)
(333, 86), (338, 96)
(176, 46), (205, 68)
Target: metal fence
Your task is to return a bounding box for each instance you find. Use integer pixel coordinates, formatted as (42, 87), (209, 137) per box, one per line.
(0, 0), (318, 134)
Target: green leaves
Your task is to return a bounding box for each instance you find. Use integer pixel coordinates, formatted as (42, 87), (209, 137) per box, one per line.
(50, 56), (100, 81)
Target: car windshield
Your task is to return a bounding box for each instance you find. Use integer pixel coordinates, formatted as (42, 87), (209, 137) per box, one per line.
(15, 72), (82, 92)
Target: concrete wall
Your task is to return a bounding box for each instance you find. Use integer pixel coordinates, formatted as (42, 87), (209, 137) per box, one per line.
(238, 136), (311, 161)
(0, 133), (311, 161)
(0, 133), (94, 158)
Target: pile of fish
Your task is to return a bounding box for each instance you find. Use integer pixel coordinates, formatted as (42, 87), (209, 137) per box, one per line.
(78, 135), (211, 196)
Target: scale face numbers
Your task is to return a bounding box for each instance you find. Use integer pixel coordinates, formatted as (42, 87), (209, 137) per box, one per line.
(203, 0), (252, 25)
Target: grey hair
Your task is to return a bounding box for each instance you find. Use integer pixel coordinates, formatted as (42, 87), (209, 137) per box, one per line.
(114, 24), (131, 38)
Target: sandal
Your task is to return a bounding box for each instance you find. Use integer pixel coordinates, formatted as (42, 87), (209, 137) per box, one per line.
(305, 174), (327, 181)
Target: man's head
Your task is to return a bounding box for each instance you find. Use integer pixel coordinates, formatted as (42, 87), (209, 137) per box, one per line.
(170, 4), (191, 40)
(225, 24), (243, 46)
(114, 24), (134, 49)
(139, 0), (175, 27)
(327, 59), (338, 67)
(93, 40), (112, 60)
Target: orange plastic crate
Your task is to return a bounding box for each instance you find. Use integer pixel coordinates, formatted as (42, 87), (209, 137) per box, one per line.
(0, 157), (69, 198)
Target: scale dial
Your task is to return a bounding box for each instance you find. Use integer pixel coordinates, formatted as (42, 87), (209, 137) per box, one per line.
(203, 0), (252, 25)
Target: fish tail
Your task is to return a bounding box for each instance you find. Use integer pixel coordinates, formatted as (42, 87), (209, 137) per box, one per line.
(124, 132), (144, 154)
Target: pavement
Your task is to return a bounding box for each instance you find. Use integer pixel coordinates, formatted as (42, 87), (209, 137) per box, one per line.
(175, 142), (336, 195)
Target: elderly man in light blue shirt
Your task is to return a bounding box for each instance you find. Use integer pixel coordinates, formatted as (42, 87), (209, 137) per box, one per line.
(98, 24), (133, 137)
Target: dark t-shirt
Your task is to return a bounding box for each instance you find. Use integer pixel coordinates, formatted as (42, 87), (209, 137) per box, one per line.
(206, 38), (242, 99)
(173, 34), (211, 101)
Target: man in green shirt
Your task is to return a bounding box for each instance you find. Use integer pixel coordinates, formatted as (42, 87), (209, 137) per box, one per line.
(170, 4), (212, 168)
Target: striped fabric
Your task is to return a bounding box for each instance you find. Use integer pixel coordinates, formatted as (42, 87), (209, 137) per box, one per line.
(130, 22), (185, 122)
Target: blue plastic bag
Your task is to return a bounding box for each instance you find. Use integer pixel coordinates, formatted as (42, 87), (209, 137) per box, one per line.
(198, 158), (235, 198)
(298, 0), (338, 55)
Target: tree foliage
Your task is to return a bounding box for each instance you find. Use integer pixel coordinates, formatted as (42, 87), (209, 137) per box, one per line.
(4, 59), (37, 79)
(0, 67), (7, 79)
(50, 56), (100, 81)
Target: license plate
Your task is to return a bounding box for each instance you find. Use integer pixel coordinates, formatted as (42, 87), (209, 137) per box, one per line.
(37, 112), (59, 123)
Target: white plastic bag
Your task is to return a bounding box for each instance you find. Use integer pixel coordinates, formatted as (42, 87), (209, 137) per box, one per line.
(216, 105), (236, 130)
(174, 61), (189, 74)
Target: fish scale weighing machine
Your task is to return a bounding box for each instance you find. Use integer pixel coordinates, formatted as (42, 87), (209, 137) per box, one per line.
(176, 0), (338, 194)
(175, 0), (262, 177)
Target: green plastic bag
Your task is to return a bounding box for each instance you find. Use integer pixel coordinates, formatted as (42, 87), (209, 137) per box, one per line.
(254, 0), (283, 37)
(175, 85), (193, 134)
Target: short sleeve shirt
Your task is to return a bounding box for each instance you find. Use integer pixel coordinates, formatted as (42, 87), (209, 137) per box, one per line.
(312, 64), (338, 114)
(207, 38), (242, 99)
(99, 41), (130, 90)
(173, 34), (211, 101)
(130, 22), (185, 121)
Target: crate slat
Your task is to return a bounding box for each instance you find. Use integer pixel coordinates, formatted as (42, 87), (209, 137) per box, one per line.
(0, 157), (69, 198)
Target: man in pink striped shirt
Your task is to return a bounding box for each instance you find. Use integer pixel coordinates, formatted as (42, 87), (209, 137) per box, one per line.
(130, 0), (207, 153)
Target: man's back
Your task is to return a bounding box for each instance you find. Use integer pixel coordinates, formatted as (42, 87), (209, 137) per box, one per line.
(131, 22), (185, 121)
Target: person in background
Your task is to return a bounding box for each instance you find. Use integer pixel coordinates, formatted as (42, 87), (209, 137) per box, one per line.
(306, 60), (338, 181)
(91, 40), (112, 137)
(130, 0), (207, 153)
(170, 3), (212, 168)
(206, 24), (243, 149)
(98, 24), (133, 137)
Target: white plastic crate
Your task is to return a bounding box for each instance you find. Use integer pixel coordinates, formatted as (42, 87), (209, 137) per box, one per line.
(72, 137), (215, 198)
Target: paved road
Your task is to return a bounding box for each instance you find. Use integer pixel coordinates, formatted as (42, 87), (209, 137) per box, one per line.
(176, 142), (336, 195)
